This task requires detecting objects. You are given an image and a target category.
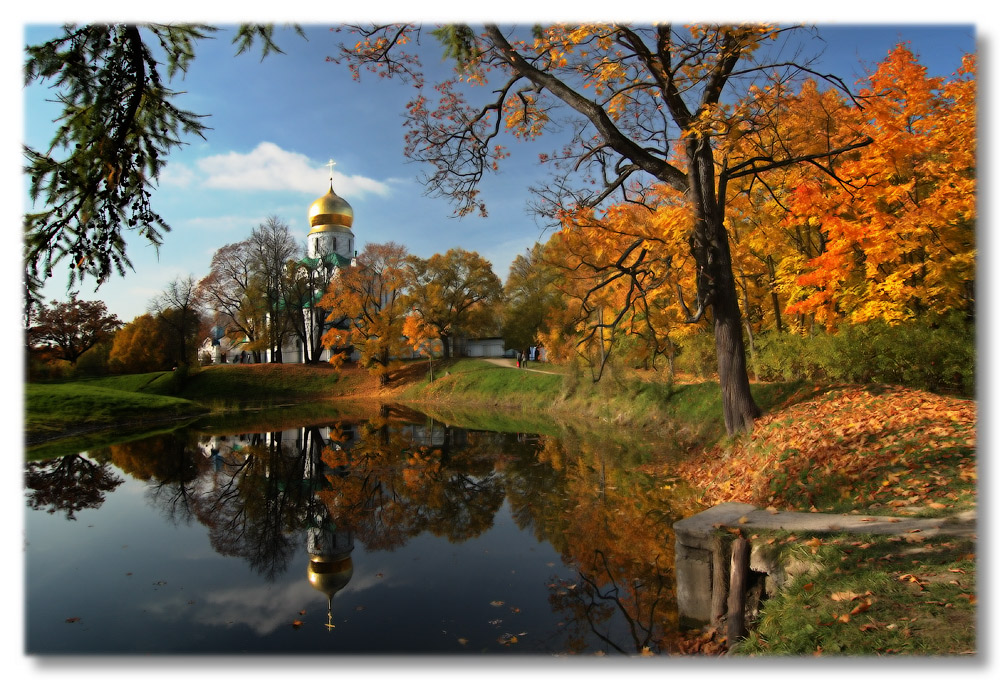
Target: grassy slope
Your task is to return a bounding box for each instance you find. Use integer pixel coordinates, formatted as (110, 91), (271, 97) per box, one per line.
(657, 382), (977, 656)
(25, 382), (206, 436)
(668, 384), (977, 518)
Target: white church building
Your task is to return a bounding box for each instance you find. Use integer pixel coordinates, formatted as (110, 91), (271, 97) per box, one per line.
(202, 166), (517, 365)
(202, 170), (360, 365)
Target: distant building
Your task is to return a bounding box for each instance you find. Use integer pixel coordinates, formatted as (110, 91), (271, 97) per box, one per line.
(455, 336), (514, 359)
(201, 164), (520, 365)
(202, 169), (360, 365)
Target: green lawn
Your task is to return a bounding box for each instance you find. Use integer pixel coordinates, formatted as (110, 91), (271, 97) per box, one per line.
(25, 382), (206, 439)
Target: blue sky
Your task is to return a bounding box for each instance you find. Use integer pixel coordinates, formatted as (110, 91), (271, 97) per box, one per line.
(13, 11), (981, 325)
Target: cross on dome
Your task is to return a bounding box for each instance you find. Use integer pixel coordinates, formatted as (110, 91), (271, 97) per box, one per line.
(326, 159), (337, 181)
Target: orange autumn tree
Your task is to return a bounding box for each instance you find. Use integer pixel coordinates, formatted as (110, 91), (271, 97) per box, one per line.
(782, 45), (976, 328)
(108, 313), (173, 373)
(401, 312), (443, 381)
(722, 77), (866, 336)
(334, 23), (874, 434)
(319, 242), (411, 386)
(501, 242), (569, 358)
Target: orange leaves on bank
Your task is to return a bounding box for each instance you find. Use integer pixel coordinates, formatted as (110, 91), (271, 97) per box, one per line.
(674, 385), (976, 511)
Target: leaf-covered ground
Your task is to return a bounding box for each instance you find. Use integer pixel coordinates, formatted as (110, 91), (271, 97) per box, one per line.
(670, 384), (976, 516)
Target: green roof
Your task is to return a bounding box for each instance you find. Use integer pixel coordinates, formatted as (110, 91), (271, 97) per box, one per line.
(300, 252), (351, 269)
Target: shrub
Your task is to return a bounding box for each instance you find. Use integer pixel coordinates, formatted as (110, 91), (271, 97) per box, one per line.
(753, 313), (974, 396)
(27, 356), (71, 381)
(675, 331), (717, 378)
(829, 313), (974, 395)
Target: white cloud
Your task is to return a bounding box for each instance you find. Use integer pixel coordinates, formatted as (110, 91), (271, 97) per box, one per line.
(195, 142), (392, 198)
(157, 162), (197, 188)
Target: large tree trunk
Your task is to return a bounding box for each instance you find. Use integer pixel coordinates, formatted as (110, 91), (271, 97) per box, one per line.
(714, 284), (760, 434)
(688, 136), (761, 436)
(306, 310), (324, 364)
(378, 348), (391, 386)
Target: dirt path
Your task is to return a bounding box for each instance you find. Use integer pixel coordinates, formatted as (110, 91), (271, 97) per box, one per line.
(481, 357), (560, 374)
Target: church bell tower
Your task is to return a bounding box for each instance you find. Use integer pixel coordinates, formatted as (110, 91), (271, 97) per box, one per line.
(307, 160), (355, 261)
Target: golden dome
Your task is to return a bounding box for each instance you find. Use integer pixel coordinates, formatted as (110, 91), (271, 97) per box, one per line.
(307, 555), (354, 599)
(308, 183), (354, 234)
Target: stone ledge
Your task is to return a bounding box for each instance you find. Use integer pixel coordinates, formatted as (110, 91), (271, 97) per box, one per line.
(676, 502), (976, 539)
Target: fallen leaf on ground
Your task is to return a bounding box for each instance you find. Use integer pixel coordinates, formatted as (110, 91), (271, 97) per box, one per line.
(831, 591), (862, 601)
(850, 599), (873, 615)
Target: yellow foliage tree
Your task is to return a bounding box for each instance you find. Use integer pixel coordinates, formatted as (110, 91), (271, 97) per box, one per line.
(337, 23), (879, 434)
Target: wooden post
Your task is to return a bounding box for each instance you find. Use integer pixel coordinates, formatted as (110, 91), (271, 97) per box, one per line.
(711, 534), (730, 625)
(727, 535), (750, 646)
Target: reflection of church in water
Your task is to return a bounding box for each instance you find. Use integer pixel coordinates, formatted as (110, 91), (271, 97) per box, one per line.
(199, 422), (360, 626)
(197, 418), (463, 628)
(307, 497), (355, 630)
(199, 421), (467, 629)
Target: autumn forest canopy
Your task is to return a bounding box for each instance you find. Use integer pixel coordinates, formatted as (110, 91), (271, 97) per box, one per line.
(24, 24), (976, 434)
(533, 41), (975, 359)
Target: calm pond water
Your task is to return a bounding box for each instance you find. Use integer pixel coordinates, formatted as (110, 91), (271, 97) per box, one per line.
(24, 404), (696, 655)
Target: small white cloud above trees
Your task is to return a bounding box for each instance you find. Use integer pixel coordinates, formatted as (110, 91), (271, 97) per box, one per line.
(192, 142), (393, 197)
